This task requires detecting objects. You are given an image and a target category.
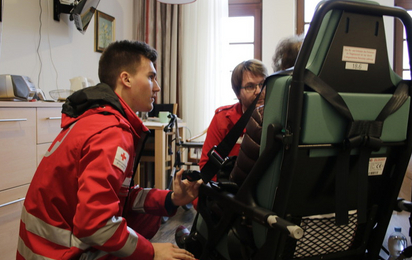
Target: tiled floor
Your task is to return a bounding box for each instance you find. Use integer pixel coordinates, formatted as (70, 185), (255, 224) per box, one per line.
(150, 205), (197, 245)
(384, 162), (412, 252)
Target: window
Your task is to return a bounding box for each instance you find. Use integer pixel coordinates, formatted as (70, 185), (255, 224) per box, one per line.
(394, 0), (412, 79)
(296, 0), (320, 35)
(227, 16), (255, 72)
(228, 0), (262, 63)
(221, 0), (262, 105)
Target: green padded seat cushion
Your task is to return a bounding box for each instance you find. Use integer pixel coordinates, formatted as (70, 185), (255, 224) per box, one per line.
(301, 92), (410, 144)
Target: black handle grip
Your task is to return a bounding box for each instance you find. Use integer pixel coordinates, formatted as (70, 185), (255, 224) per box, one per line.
(182, 170), (201, 182)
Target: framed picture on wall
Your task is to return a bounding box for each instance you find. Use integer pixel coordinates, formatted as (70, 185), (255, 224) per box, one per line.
(94, 10), (115, 53)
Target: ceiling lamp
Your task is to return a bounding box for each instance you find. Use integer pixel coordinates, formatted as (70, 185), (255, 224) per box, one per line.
(157, 0), (196, 4)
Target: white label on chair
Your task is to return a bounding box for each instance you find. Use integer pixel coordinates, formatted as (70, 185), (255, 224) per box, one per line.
(368, 157), (387, 176)
(345, 62), (368, 71)
(342, 46), (376, 64)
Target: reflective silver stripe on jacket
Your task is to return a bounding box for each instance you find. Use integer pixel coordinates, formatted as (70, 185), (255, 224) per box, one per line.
(21, 206), (138, 258)
(132, 188), (152, 213)
(17, 237), (54, 260)
(80, 216), (123, 246)
(79, 216), (138, 257)
(111, 227), (138, 257)
(21, 206), (89, 250)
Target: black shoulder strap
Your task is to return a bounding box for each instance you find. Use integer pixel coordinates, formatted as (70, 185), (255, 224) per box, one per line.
(304, 70), (409, 123)
(304, 69), (409, 225)
(304, 70), (353, 121)
(200, 82), (267, 183)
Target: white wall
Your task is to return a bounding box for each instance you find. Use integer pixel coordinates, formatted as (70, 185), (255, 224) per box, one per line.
(262, 0), (396, 72)
(0, 0), (134, 99)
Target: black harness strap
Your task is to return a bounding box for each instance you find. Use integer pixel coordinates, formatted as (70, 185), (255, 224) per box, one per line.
(376, 81), (409, 121)
(304, 70), (354, 122)
(304, 70), (409, 225)
(200, 81), (267, 183)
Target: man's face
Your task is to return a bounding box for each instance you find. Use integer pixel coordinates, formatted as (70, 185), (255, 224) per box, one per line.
(128, 57), (160, 113)
(237, 70), (266, 112)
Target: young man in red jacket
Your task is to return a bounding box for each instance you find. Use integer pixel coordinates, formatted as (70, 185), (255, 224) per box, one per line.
(17, 40), (201, 260)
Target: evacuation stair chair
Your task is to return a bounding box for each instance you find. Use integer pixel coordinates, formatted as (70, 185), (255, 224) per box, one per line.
(187, 0), (412, 259)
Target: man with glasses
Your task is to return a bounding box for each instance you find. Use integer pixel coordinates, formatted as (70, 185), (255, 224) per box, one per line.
(230, 34), (304, 186)
(198, 59), (268, 178)
(175, 59), (268, 249)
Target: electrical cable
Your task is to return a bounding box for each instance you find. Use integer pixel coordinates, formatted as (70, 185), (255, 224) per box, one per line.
(0, 0), (4, 60)
(47, 0), (59, 90)
(37, 0), (43, 89)
(183, 126), (192, 141)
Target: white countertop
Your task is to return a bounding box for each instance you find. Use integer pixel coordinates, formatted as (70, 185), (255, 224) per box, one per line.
(0, 100), (64, 108)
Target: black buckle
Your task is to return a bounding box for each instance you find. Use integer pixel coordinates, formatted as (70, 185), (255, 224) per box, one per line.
(207, 146), (229, 168)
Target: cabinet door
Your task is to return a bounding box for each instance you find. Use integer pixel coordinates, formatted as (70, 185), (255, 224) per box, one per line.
(0, 197), (24, 259)
(0, 108), (36, 191)
(36, 107), (62, 144)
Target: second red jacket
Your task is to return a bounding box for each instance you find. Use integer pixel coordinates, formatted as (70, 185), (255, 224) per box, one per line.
(17, 84), (176, 260)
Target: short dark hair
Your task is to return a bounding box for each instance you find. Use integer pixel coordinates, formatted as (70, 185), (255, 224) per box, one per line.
(98, 40), (158, 88)
(231, 59), (268, 97)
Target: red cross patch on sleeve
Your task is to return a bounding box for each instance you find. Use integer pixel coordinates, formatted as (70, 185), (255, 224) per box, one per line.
(113, 146), (130, 173)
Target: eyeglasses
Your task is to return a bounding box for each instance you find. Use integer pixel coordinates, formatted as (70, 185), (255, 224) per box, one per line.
(240, 82), (264, 93)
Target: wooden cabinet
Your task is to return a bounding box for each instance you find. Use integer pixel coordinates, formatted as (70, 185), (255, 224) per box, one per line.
(36, 107), (62, 164)
(0, 101), (62, 258)
(36, 107), (62, 144)
(0, 197), (25, 260)
(0, 107), (36, 191)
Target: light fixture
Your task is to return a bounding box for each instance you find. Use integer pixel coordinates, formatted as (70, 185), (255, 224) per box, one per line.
(157, 0), (196, 4)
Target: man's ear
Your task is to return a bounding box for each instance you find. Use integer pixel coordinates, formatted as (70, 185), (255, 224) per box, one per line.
(120, 72), (131, 88)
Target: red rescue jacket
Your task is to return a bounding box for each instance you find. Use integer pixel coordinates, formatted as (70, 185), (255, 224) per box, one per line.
(199, 102), (245, 171)
(17, 84), (175, 260)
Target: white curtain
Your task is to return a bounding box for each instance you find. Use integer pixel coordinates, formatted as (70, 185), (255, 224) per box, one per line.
(180, 0), (230, 141)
